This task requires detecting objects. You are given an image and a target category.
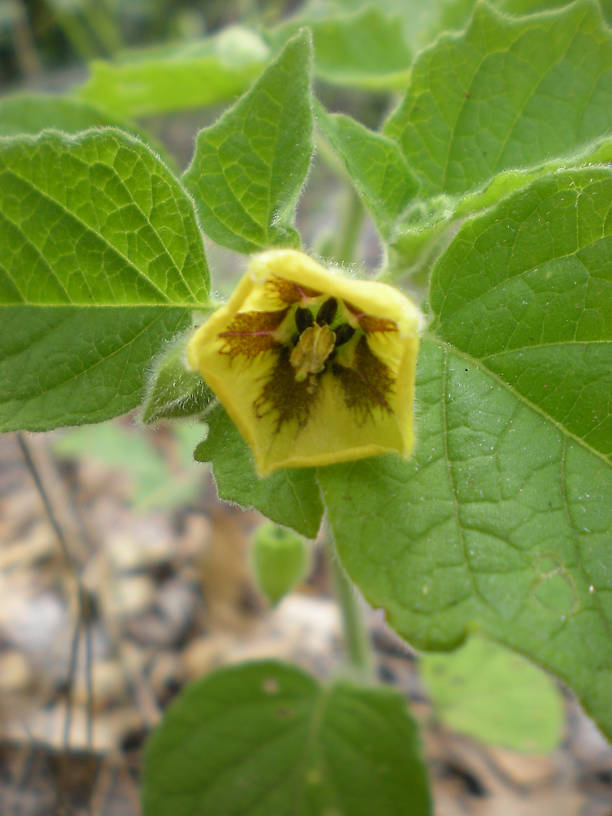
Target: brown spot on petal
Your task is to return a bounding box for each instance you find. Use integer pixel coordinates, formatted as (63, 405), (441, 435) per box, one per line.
(333, 336), (394, 423)
(344, 302), (398, 334)
(218, 309), (288, 358)
(266, 276), (321, 305)
(359, 315), (398, 334)
(254, 347), (318, 431)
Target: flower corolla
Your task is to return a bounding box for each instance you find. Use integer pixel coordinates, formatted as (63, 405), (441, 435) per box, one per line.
(187, 249), (421, 476)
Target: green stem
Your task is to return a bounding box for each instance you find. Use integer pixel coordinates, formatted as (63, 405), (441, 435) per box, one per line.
(325, 528), (374, 681)
(332, 186), (364, 266)
(87, 3), (121, 56)
(53, 11), (99, 60)
(12, 1), (42, 78)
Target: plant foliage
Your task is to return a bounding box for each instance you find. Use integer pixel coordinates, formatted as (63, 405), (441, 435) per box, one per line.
(1, 0), (611, 808)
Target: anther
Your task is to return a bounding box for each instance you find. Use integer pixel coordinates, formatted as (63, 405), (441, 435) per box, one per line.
(316, 297), (337, 326)
(295, 307), (314, 333)
(334, 324), (355, 347)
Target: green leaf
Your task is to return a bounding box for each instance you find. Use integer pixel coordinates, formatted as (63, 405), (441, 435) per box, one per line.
(143, 660), (431, 816)
(0, 93), (135, 136)
(388, 137), (612, 278)
(430, 168), (612, 457)
(297, 0), (439, 50)
(384, 1), (612, 198)
(183, 31), (313, 255)
(0, 129), (209, 432)
(141, 331), (214, 423)
(315, 102), (419, 242)
(300, 0), (612, 48)
(429, 0), (612, 42)
(77, 27), (270, 117)
(0, 92), (175, 169)
(421, 635), (565, 752)
(319, 168), (612, 739)
(194, 404), (323, 539)
(270, 6), (412, 89)
(251, 522), (310, 605)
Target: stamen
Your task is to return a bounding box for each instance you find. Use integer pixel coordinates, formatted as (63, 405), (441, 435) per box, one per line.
(316, 297), (337, 326)
(295, 307), (314, 333)
(334, 324), (355, 347)
(289, 324), (336, 382)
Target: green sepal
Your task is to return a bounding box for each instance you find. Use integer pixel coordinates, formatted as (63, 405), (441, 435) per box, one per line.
(141, 331), (214, 424)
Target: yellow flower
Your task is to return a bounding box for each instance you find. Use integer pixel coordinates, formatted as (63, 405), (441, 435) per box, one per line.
(187, 249), (422, 476)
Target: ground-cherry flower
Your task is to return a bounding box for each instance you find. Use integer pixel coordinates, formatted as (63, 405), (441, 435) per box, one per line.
(187, 249), (422, 476)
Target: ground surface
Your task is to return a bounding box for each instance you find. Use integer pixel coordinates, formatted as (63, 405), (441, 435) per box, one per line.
(1, 428), (611, 816)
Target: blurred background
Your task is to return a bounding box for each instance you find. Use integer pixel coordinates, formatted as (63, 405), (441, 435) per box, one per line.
(1, 1), (612, 814)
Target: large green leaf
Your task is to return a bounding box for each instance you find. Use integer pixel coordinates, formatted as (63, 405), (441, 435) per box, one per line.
(384, 1), (612, 198)
(270, 6), (412, 89)
(0, 129), (209, 431)
(319, 168), (612, 739)
(143, 660), (431, 816)
(77, 27), (270, 118)
(183, 32), (313, 255)
(430, 168), (611, 457)
(194, 404), (323, 539)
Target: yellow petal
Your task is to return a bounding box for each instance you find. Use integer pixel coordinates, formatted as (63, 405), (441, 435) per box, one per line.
(187, 249), (422, 476)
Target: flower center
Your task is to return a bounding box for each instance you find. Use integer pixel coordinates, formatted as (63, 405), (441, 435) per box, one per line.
(289, 324), (336, 382)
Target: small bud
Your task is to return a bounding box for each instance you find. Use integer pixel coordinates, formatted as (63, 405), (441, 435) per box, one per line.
(251, 523), (310, 606)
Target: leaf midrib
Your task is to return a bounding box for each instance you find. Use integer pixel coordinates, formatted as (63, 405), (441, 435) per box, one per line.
(481, 339), (612, 359)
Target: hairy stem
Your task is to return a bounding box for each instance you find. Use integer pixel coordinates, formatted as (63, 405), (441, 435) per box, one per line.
(325, 526), (374, 681)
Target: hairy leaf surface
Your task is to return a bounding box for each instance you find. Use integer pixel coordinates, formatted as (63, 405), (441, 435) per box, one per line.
(0, 129), (209, 431)
(319, 168), (612, 738)
(183, 32), (313, 254)
(385, 1), (612, 198)
(315, 103), (419, 241)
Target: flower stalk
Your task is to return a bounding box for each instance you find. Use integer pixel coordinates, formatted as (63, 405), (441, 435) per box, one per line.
(326, 529), (374, 682)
